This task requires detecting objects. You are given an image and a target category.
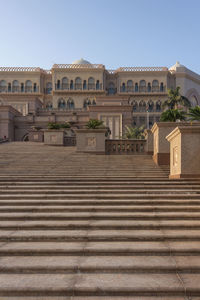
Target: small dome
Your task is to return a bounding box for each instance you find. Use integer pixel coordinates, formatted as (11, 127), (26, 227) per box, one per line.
(72, 58), (91, 65)
(169, 61), (186, 71)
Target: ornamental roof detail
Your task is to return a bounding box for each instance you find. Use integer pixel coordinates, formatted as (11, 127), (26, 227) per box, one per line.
(0, 67), (50, 73)
(117, 67), (168, 72)
(52, 64), (104, 69)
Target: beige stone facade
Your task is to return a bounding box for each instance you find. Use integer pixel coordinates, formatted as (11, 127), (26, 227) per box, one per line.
(0, 59), (200, 141)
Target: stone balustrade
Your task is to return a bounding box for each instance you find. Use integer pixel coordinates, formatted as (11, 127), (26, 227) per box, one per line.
(105, 139), (146, 155)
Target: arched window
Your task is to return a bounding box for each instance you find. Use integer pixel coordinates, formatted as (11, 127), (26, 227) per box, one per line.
(33, 83), (37, 92)
(46, 102), (53, 110)
(108, 82), (115, 95)
(156, 100), (161, 112)
(12, 80), (19, 92)
(70, 80), (74, 90)
(83, 98), (91, 109)
(62, 77), (68, 90)
(75, 77), (82, 90)
(190, 95), (198, 106)
(160, 82), (164, 92)
(96, 80), (100, 90)
(152, 80), (159, 92)
(21, 83), (24, 92)
(127, 80), (133, 92)
(147, 100), (154, 112)
(122, 83), (126, 92)
(139, 100), (146, 112)
(58, 98), (66, 109)
(139, 80), (146, 92)
(67, 98), (74, 110)
(83, 80), (87, 90)
(135, 83), (138, 92)
(57, 80), (60, 90)
(0, 80), (7, 92)
(147, 83), (151, 92)
(131, 100), (138, 112)
(25, 80), (32, 93)
(46, 82), (52, 94)
(8, 83), (11, 92)
(88, 77), (95, 90)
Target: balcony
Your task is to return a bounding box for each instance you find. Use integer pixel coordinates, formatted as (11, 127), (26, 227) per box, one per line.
(120, 86), (166, 93)
(55, 83), (103, 91)
(0, 86), (40, 93)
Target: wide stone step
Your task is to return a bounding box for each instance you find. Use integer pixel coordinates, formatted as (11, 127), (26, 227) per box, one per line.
(2, 204), (200, 213)
(0, 297), (189, 300)
(1, 199), (200, 206)
(3, 219), (200, 230)
(0, 273), (199, 297)
(1, 194), (200, 200)
(1, 229), (200, 242)
(1, 212), (200, 221)
(1, 241), (200, 256)
(1, 255), (200, 274)
(1, 189), (200, 194)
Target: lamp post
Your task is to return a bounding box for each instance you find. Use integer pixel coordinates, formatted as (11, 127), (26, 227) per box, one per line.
(147, 109), (149, 129)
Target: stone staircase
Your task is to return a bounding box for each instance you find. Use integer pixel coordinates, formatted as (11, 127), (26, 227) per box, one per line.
(0, 143), (200, 299)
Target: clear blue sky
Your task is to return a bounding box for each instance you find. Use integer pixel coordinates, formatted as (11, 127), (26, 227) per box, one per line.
(0, 0), (199, 74)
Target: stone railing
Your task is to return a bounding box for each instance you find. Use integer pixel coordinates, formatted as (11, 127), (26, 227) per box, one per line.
(53, 64), (104, 69)
(117, 67), (168, 72)
(0, 86), (40, 93)
(55, 83), (103, 91)
(120, 86), (166, 93)
(0, 138), (9, 144)
(105, 139), (146, 155)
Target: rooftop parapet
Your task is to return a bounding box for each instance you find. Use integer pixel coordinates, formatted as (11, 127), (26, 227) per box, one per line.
(52, 64), (105, 69)
(0, 67), (51, 74)
(117, 66), (168, 72)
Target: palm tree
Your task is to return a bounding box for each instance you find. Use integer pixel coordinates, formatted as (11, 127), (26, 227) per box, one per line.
(160, 109), (186, 122)
(187, 106), (200, 121)
(123, 125), (145, 140)
(162, 87), (191, 110)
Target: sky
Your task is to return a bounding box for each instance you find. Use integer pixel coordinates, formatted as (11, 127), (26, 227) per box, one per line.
(0, 0), (199, 74)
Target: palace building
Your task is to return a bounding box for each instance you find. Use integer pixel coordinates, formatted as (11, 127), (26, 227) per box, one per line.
(0, 59), (200, 140)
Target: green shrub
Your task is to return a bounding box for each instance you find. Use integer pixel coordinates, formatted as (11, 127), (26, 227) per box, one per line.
(60, 123), (71, 129)
(47, 122), (61, 130)
(160, 109), (186, 122)
(187, 106), (200, 121)
(86, 119), (104, 129)
(123, 125), (145, 140)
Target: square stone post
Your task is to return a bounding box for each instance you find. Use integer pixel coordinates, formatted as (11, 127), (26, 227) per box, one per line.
(166, 126), (200, 179)
(44, 130), (64, 145)
(144, 129), (153, 155)
(76, 129), (107, 154)
(151, 122), (179, 165)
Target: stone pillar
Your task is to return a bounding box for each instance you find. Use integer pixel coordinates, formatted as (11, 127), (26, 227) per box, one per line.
(144, 129), (153, 155)
(76, 129), (107, 154)
(151, 122), (179, 165)
(44, 130), (64, 145)
(166, 126), (200, 179)
(29, 130), (44, 142)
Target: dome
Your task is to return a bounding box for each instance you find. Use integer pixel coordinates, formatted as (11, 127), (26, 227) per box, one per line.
(169, 61), (186, 71)
(72, 58), (91, 65)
